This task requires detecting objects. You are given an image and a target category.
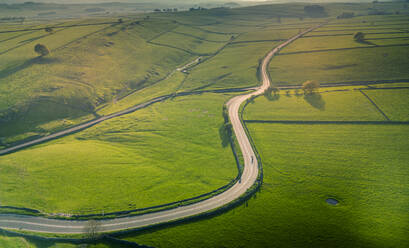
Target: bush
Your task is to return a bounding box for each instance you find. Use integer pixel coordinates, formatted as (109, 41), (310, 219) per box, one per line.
(34, 44), (50, 56)
(353, 32), (365, 42)
(337, 12), (355, 19)
(302, 80), (320, 94)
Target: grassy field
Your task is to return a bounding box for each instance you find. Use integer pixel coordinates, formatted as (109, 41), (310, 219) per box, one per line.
(363, 88), (409, 121)
(269, 46), (409, 85)
(0, 6), (316, 147)
(267, 15), (409, 86)
(179, 41), (279, 91)
(149, 30), (229, 55)
(0, 234), (116, 248)
(0, 18), (195, 145)
(123, 123), (409, 248)
(116, 10), (409, 248)
(244, 89), (386, 121)
(172, 25), (232, 42)
(0, 1), (408, 247)
(0, 1), (314, 215)
(285, 35), (372, 53)
(0, 93), (237, 215)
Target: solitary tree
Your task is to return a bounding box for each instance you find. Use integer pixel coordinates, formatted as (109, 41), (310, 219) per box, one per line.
(45, 27), (53, 33)
(34, 44), (50, 56)
(302, 80), (320, 94)
(353, 32), (365, 42)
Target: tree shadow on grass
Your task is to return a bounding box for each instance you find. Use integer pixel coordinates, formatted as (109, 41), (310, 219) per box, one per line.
(304, 93), (325, 111)
(355, 39), (377, 46)
(0, 56), (59, 80)
(219, 123), (230, 148)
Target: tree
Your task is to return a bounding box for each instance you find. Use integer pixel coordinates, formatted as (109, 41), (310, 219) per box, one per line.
(44, 27), (53, 33)
(302, 80), (320, 94)
(353, 32), (365, 42)
(337, 12), (355, 19)
(34, 44), (50, 56)
(118, 18), (123, 23)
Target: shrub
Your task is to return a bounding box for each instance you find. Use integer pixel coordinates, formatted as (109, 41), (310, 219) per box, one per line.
(302, 80), (320, 94)
(34, 44), (50, 56)
(353, 32), (365, 42)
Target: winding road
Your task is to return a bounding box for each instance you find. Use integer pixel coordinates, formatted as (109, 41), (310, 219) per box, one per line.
(0, 25), (321, 234)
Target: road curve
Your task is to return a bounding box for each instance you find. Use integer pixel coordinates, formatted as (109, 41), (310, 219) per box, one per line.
(0, 25), (322, 234)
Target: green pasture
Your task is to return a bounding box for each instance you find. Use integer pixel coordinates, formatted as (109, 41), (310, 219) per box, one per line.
(363, 88), (409, 121)
(97, 71), (185, 116)
(367, 37), (409, 46)
(270, 46), (409, 85)
(0, 19), (194, 145)
(0, 234), (115, 248)
(150, 31), (228, 55)
(326, 20), (409, 27)
(244, 90), (385, 121)
(286, 35), (370, 53)
(172, 25), (232, 42)
(235, 27), (301, 42)
(314, 26), (403, 33)
(125, 123), (409, 248)
(0, 93), (236, 215)
(180, 41), (279, 91)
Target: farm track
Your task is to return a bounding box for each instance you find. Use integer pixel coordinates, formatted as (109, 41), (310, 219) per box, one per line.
(0, 24), (323, 234)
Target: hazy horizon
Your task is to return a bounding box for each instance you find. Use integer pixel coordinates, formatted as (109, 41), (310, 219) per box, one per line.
(0, 0), (376, 4)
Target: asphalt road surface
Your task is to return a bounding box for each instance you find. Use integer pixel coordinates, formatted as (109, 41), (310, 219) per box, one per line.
(0, 24), (322, 234)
